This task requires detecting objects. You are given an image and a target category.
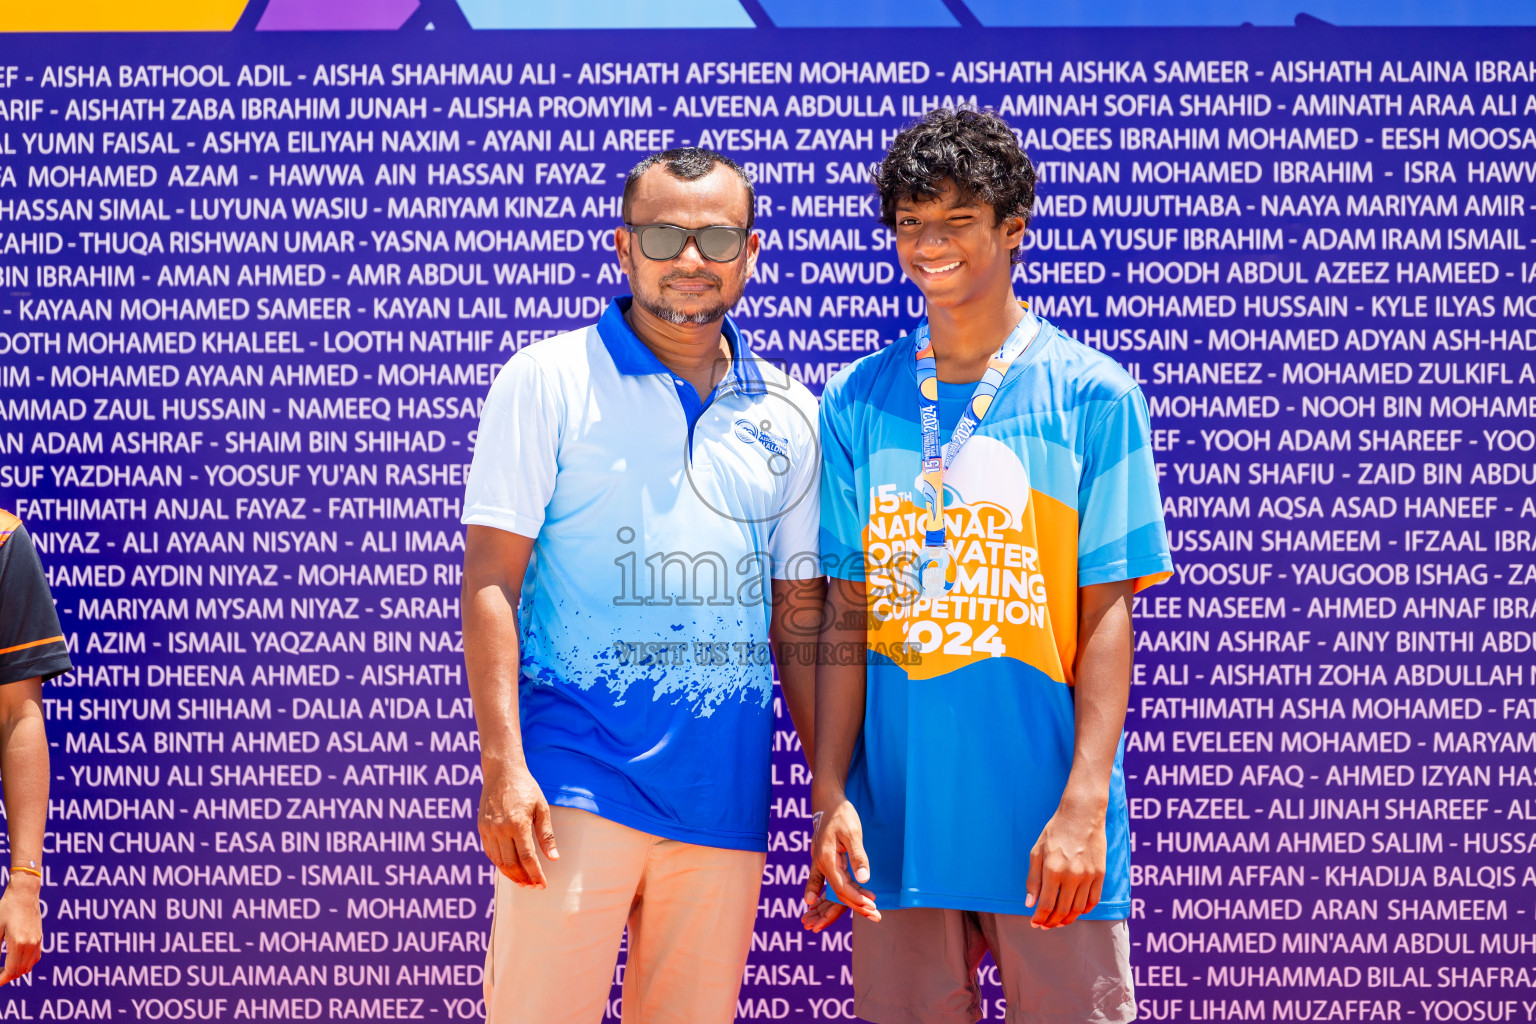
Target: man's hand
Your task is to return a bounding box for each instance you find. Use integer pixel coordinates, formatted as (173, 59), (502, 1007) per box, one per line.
(804, 800), (879, 928)
(800, 810), (846, 933)
(0, 875), (42, 985)
(479, 762), (559, 889)
(800, 872), (846, 933)
(1025, 800), (1106, 929)
(463, 526), (546, 886)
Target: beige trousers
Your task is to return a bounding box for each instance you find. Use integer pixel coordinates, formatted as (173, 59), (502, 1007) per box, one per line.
(484, 806), (766, 1024)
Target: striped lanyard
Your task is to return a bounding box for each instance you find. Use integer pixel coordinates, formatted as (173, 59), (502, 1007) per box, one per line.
(913, 307), (1038, 597)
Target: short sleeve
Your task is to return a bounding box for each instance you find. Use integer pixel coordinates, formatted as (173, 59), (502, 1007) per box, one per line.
(818, 375), (866, 582)
(461, 352), (562, 538)
(1077, 387), (1173, 592)
(0, 521), (72, 686)
(768, 392), (822, 581)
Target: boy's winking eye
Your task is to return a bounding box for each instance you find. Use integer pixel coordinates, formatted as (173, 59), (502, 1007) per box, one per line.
(894, 196), (987, 230)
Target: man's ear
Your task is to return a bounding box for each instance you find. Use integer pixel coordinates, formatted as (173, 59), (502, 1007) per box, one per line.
(744, 230), (761, 279)
(613, 225), (632, 277)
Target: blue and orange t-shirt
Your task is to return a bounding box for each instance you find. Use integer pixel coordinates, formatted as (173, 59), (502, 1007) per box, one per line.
(819, 312), (1172, 917)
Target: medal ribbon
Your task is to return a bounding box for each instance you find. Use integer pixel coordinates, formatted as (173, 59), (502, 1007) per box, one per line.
(914, 308), (1039, 592)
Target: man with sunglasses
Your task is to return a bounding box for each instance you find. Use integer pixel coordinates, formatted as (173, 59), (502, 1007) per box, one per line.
(462, 147), (822, 1024)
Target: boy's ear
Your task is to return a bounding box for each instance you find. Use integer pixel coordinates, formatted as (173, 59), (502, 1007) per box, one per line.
(1002, 213), (1028, 248)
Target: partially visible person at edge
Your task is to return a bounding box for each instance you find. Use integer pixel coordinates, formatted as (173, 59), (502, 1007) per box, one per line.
(0, 509), (67, 985)
(803, 107), (1173, 1024)
(460, 147), (823, 1024)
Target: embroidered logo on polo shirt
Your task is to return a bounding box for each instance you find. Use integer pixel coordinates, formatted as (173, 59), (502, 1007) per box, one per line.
(732, 418), (790, 460)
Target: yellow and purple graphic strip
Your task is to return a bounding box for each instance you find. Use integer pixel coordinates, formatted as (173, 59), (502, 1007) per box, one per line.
(3, 0), (1532, 30)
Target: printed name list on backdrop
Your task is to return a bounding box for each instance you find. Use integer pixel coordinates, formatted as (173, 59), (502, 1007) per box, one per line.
(1, 25), (1535, 1024)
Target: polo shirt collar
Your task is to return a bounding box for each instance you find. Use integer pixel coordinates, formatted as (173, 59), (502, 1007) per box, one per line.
(598, 297), (767, 397)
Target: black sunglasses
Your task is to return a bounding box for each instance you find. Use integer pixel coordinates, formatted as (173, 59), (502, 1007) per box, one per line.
(625, 223), (749, 263)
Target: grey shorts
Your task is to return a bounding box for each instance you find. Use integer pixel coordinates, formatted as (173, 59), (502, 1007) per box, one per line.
(852, 908), (1135, 1024)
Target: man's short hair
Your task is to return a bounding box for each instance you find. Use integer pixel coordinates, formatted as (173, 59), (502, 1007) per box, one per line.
(622, 147), (756, 230)
(872, 107), (1036, 260)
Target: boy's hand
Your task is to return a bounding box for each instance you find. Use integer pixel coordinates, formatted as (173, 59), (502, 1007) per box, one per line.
(1025, 799), (1106, 929)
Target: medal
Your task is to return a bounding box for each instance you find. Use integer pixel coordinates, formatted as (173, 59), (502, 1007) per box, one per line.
(912, 307), (1038, 597)
(919, 547), (949, 598)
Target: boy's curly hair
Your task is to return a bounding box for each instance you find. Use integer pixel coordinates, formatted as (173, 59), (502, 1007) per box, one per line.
(872, 107), (1036, 262)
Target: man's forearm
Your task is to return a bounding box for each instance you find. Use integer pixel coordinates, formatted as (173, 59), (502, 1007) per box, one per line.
(771, 577), (825, 769)
(462, 578), (527, 770)
(811, 579), (868, 808)
(1065, 581), (1135, 809)
(0, 681), (48, 869)
(775, 649), (817, 770)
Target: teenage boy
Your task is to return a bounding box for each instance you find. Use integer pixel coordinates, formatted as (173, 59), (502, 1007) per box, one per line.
(805, 108), (1172, 1024)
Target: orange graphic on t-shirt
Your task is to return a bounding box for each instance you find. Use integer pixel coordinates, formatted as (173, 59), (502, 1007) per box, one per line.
(862, 489), (1080, 684)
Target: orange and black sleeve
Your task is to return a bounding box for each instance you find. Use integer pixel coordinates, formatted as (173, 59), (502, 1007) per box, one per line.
(0, 511), (72, 686)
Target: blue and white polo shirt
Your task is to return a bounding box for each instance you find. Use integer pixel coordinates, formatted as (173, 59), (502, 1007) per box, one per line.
(463, 297), (820, 851)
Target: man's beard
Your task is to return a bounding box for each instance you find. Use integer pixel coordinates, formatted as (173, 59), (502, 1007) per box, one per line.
(636, 293), (729, 325)
(635, 272), (735, 325)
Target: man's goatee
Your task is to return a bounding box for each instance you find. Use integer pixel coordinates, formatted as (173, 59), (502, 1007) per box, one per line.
(637, 295), (728, 325)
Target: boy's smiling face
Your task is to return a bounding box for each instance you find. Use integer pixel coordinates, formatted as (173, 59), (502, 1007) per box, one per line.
(893, 181), (1027, 315)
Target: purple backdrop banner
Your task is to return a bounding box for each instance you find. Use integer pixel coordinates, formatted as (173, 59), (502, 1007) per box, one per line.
(0, 24), (1534, 1024)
